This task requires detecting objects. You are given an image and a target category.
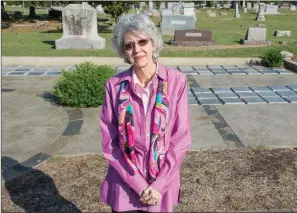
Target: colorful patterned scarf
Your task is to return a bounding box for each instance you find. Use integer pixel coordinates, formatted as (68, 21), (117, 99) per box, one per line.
(118, 66), (169, 183)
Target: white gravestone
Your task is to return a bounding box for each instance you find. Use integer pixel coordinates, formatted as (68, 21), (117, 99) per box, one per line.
(290, 5), (296, 11)
(183, 3), (195, 16)
(265, 5), (279, 14)
(243, 0), (246, 8)
(96, 4), (104, 14)
(55, 4), (106, 49)
(241, 27), (270, 45)
(275, 30), (291, 37)
(148, 0), (153, 16)
(208, 12), (216, 17)
(247, 2), (252, 9)
(235, 2), (240, 18)
(244, 8), (247, 13)
(253, 3), (259, 12)
(257, 3), (265, 21)
(160, 2), (166, 10)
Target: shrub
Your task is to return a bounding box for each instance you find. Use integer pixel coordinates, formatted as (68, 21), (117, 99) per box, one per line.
(52, 62), (115, 108)
(261, 47), (284, 67)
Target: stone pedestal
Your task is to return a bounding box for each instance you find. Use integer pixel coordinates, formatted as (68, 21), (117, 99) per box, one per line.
(256, 3), (265, 21)
(235, 2), (240, 18)
(55, 4), (106, 49)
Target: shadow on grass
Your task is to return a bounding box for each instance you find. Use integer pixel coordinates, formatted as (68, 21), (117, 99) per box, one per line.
(41, 28), (63, 33)
(42, 40), (56, 49)
(2, 156), (82, 213)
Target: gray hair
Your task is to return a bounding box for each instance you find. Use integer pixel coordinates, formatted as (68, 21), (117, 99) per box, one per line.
(111, 14), (163, 63)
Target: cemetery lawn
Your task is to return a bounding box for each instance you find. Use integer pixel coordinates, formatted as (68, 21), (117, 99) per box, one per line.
(2, 148), (297, 212)
(2, 8), (297, 58)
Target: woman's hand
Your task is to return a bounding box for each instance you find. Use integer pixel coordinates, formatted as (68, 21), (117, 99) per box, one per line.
(139, 186), (162, 206)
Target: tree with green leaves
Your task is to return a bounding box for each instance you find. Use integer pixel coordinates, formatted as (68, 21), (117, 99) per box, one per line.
(101, 1), (131, 23)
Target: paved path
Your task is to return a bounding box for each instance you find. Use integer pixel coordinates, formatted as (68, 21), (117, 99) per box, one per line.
(1, 62), (297, 180)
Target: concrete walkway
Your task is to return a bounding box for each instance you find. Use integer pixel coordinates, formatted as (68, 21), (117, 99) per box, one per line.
(1, 59), (297, 181)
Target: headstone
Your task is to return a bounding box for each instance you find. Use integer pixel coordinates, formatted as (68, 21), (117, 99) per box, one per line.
(290, 5), (296, 11)
(161, 14), (196, 35)
(275, 30), (291, 37)
(240, 27), (271, 45)
(167, 2), (175, 10)
(149, 0), (153, 12)
(170, 29), (216, 46)
(148, 0), (153, 16)
(140, 2), (146, 10)
(253, 3), (259, 12)
(265, 4), (279, 14)
(160, 2), (166, 10)
(243, 0), (246, 8)
(220, 12), (227, 16)
(183, 2), (195, 16)
(96, 4), (104, 14)
(244, 8), (248, 13)
(257, 24), (265, 27)
(281, 2), (290, 8)
(55, 4), (106, 49)
(216, 4), (221, 9)
(235, 2), (240, 18)
(257, 3), (265, 21)
(208, 12), (216, 17)
(247, 2), (252, 9)
(223, 3), (232, 9)
(162, 9), (172, 15)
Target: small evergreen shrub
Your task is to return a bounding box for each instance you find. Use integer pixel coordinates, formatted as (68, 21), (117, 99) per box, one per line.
(52, 62), (115, 108)
(261, 47), (284, 68)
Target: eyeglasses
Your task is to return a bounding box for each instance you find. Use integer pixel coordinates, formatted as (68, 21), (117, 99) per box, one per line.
(123, 39), (149, 51)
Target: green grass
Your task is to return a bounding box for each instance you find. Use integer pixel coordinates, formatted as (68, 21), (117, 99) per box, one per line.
(2, 8), (297, 57)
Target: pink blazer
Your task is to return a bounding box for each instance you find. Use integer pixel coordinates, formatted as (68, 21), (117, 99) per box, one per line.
(99, 63), (191, 212)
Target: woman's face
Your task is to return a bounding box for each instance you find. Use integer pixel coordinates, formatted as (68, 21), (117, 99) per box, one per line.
(123, 32), (154, 68)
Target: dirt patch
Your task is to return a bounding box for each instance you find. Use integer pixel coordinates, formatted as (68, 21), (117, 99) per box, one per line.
(2, 148), (297, 212)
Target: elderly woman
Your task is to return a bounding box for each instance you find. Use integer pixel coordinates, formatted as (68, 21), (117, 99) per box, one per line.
(99, 14), (191, 212)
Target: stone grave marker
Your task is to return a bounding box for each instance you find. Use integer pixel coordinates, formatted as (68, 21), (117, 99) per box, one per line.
(208, 12), (216, 17)
(281, 2), (290, 8)
(234, 2), (240, 18)
(220, 12), (227, 16)
(265, 4), (279, 14)
(247, 2), (252, 9)
(161, 14), (196, 35)
(160, 2), (166, 10)
(170, 29), (216, 46)
(253, 3), (259, 12)
(240, 27), (271, 45)
(55, 4), (106, 49)
(172, 3), (182, 14)
(257, 3), (265, 21)
(223, 3), (232, 9)
(290, 5), (296, 11)
(275, 30), (291, 37)
(244, 8), (247, 13)
(167, 2), (176, 10)
(183, 3), (195, 16)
